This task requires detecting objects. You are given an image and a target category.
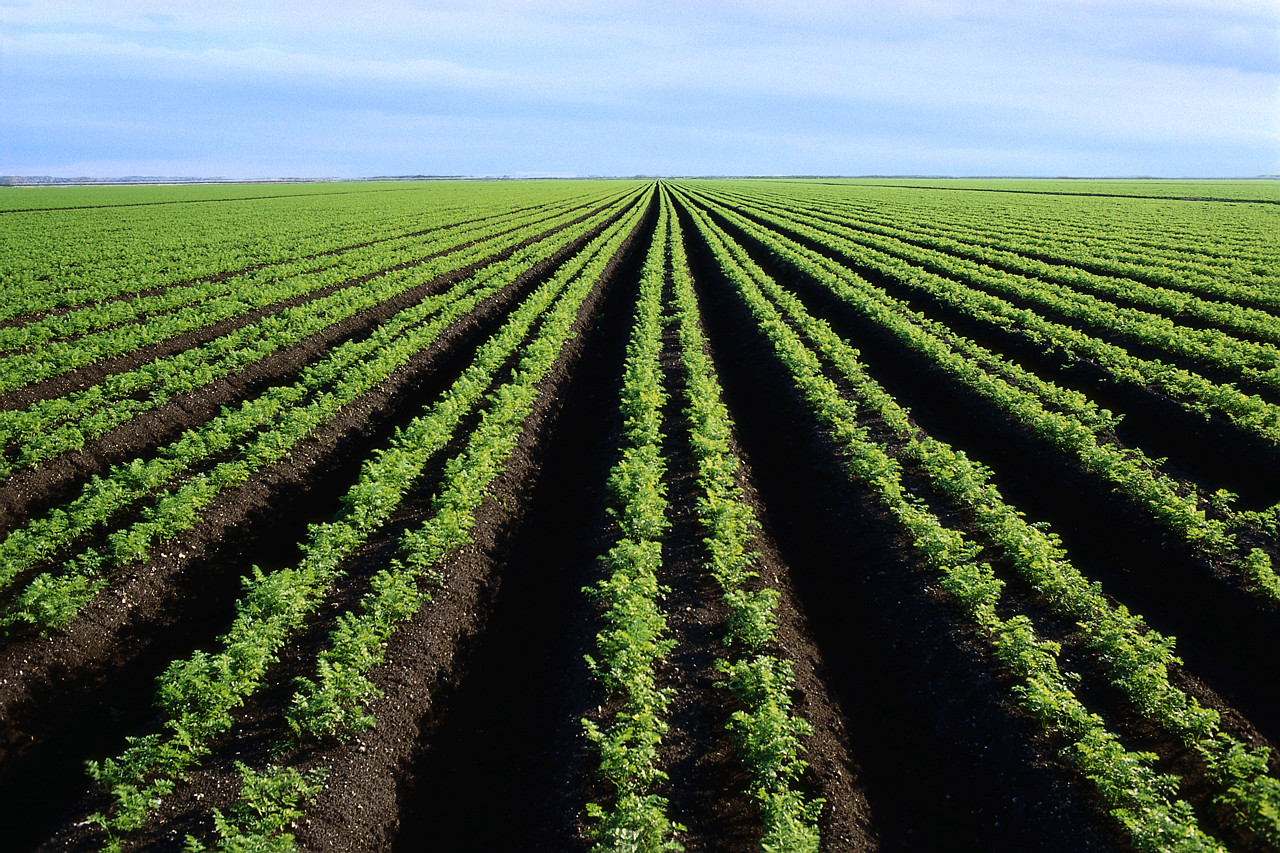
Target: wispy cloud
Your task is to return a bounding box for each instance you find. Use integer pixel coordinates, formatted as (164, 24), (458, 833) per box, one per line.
(2, 0), (1276, 176)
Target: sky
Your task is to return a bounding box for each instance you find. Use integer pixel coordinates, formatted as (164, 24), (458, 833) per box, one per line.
(1, 0), (1277, 179)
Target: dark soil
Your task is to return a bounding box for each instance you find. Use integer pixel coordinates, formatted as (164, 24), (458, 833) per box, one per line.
(675, 285), (878, 851)
(5, 181), (1275, 853)
(385, 207), (648, 853)
(0, 194), (636, 538)
(694, 188), (1280, 509)
(671, 192), (1121, 851)
(690, 195), (1280, 750)
(0, 192), (648, 852)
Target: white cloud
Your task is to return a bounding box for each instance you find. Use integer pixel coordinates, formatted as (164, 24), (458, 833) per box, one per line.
(2, 0), (1276, 176)
(2, 30), (511, 88)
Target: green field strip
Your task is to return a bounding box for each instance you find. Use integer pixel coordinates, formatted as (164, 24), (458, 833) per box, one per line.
(569, 192), (682, 852)
(778, 177), (1280, 203)
(0, 192), (465, 318)
(82, 191), (651, 851)
(682, 191), (1280, 600)
(828, 197), (1279, 299)
(0, 191), (650, 630)
(0, 195), (527, 322)
(799, 187), (1280, 293)
(805, 183), (1274, 266)
(685, 187), (1280, 400)
(681, 192), (1280, 851)
(0, 181), (417, 212)
(742, 182), (1280, 293)
(0, 182), (611, 283)
(666, 188), (823, 852)
(715, 187), (1280, 334)
(158, 191), (652, 853)
(674, 185), (1280, 458)
(681, 193), (1242, 852)
(0, 193), (598, 355)
(0, 183), (626, 325)
(0, 192), (626, 393)
(0, 190), (644, 481)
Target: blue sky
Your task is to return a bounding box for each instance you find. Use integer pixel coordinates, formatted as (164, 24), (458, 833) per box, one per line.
(1, 1), (1277, 178)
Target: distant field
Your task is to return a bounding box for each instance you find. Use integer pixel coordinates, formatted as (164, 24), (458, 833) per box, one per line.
(1, 178), (1277, 853)
(767, 176), (1280, 202)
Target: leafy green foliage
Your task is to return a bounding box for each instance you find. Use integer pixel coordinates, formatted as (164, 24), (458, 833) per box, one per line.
(183, 763), (326, 853)
(667, 193), (823, 850)
(83, 187), (652, 841)
(581, 196), (684, 852)
(678, 189), (1235, 852)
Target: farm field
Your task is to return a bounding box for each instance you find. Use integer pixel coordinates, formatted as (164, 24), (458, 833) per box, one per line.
(1, 178), (1278, 852)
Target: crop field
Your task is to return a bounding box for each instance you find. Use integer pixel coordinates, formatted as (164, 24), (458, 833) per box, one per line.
(1, 177), (1279, 853)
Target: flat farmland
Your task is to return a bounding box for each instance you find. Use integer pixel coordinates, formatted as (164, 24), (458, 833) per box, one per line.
(1, 178), (1278, 852)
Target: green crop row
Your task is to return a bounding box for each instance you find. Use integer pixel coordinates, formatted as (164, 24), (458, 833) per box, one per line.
(666, 189), (823, 851)
(681, 186), (1280, 456)
(0, 200), (523, 356)
(0, 191), (647, 632)
(1, 204), (628, 631)
(745, 182), (1280, 295)
(0, 188), (638, 481)
(734, 183), (1280, 306)
(721, 186), (1280, 347)
(687, 185), (1280, 403)
(0, 182), (614, 323)
(579, 195), (683, 853)
(685, 190), (1280, 601)
(82, 192), (649, 852)
(286, 193), (651, 743)
(677, 191), (1231, 852)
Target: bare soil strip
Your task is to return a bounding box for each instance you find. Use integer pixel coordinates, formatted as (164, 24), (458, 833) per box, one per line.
(675, 196), (1121, 852)
(0, 198), (636, 539)
(389, 206), (650, 852)
(0, 196), (596, 332)
(647, 283), (759, 850)
(696, 202), (1280, 752)
(664, 263), (877, 851)
(0, 195), (646, 852)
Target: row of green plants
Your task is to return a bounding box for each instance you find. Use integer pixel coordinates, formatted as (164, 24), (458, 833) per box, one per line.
(680, 192), (1280, 852)
(0, 194), (611, 393)
(285, 195), (650, 743)
(666, 191), (824, 851)
(579, 197), (683, 852)
(0, 191), (645, 628)
(757, 181), (1280, 299)
(832, 187), (1277, 301)
(684, 190), (1280, 600)
(0, 205), (479, 356)
(0, 192), (591, 360)
(681, 187), (1280, 457)
(729, 187), (1280, 348)
(0, 182), (612, 325)
(0, 189), (640, 480)
(694, 186), (1280, 401)
(0, 195), (636, 631)
(742, 183), (1280, 310)
(678, 194), (1233, 852)
(83, 195), (650, 853)
(702, 196), (1120, 429)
